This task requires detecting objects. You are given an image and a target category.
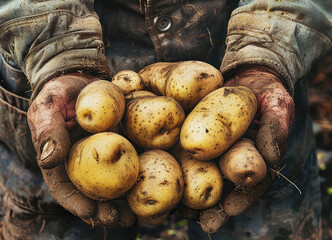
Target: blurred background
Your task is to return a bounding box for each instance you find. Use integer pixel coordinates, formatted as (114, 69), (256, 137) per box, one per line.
(308, 51), (332, 240)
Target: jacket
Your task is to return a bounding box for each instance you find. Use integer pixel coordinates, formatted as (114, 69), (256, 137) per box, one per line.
(0, 0), (331, 99)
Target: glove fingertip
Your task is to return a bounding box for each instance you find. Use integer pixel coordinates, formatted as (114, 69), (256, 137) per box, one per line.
(97, 202), (120, 226)
(200, 205), (228, 234)
(256, 120), (288, 168)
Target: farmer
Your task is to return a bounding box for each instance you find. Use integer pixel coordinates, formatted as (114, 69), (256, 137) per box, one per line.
(0, 0), (331, 239)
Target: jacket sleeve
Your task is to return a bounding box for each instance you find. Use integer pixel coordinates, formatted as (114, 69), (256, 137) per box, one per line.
(220, 0), (332, 95)
(0, 0), (111, 99)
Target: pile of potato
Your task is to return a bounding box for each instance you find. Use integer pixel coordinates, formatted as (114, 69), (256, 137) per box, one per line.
(65, 61), (270, 233)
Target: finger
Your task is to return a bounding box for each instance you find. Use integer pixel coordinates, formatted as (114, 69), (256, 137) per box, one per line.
(41, 164), (97, 219)
(28, 106), (70, 169)
(112, 199), (136, 228)
(90, 199), (136, 228)
(82, 201), (119, 227)
(199, 204), (228, 234)
(27, 76), (92, 169)
(256, 85), (294, 167)
(222, 173), (272, 217)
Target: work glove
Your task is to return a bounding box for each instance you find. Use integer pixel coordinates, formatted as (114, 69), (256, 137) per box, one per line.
(27, 74), (136, 228)
(199, 66), (295, 233)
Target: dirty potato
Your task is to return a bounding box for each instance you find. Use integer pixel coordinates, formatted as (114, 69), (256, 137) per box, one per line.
(127, 150), (184, 225)
(219, 138), (267, 187)
(180, 86), (257, 161)
(138, 62), (177, 95)
(65, 132), (139, 200)
(138, 61), (223, 112)
(175, 146), (223, 210)
(124, 90), (157, 103)
(112, 70), (146, 95)
(75, 80), (125, 133)
(122, 91), (185, 150)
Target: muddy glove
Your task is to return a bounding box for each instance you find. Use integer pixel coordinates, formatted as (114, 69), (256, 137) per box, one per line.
(27, 74), (135, 228)
(199, 66), (295, 233)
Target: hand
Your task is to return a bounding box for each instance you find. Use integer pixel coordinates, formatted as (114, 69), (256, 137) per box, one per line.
(198, 66), (295, 233)
(27, 74), (135, 227)
(225, 66), (295, 168)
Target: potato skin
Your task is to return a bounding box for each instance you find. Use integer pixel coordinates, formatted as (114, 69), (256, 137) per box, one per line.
(177, 149), (223, 210)
(124, 90), (157, 103)
(112, 70), (146, 95)
(127, 150), (184, 220)
(122, 93), (186, 150)
(75, 80), (125, 133)
(180, 86), (257, 161)
(138, 62), (177, 95)
(138, 61), (223, 112)
(219, 138), (267, 187)
(65, 132), (139, 200)
(165, 61), (223, 112)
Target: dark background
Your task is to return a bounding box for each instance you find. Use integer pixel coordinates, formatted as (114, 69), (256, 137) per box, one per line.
(308, 51), (332, 240)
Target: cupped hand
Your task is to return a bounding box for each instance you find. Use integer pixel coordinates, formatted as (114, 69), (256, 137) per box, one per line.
(224, 66), (295, 168)
(27, 74), (135, 227)
(198, 66), (295, 233)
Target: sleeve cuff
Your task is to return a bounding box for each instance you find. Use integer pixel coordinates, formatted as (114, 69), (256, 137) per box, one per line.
(220, 9), (332, 96)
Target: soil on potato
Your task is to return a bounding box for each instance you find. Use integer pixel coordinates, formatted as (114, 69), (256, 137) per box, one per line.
(308, 51), (332, 240)
(137, 52), (332, 240)
(0, 54), (331, 240)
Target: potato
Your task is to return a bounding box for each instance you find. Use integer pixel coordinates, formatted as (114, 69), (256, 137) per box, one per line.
(180, 86), (257, 161)
(127, 150), (184, 224)
(124, 90), (157, 103)
(138, 61), (223, 112)
(219, 138), (267, 187)
(65, 132), (139, 200)
(122, 91), (186, 150)
(76, 80), (125, 133)
(223, 174), (272, 217)
(138, 62), (177, 95)
(112, 70), (146, 95)
(175, 146), (223, 210)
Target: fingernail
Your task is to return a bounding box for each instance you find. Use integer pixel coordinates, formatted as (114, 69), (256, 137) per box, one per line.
(41, 140), (54, 161)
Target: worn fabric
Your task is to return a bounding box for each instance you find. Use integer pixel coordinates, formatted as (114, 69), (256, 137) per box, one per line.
(220, 0), (332, 96)
(0, 0), (331, 239)
(1, 1), (331, 98)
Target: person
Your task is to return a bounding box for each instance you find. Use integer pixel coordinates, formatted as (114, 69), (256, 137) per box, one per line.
(0, 0), (331, 239)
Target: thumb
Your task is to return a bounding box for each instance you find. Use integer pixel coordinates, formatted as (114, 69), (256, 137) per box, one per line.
(255, 85), (294, 168)
(27, 75), (92, 169)
(28, 101), (70, 169)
